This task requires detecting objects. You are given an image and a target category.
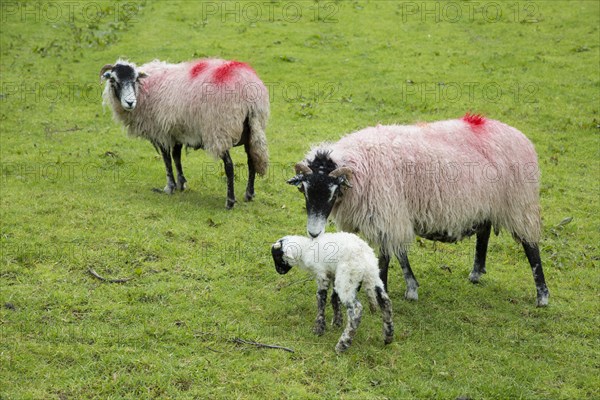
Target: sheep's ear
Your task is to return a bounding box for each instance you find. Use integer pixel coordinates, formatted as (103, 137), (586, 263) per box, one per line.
(99, 64), (113, 84)
(99, 64), (113, 78)
(137, 71), (149, 79)
(329, 167), (353, 188)
(288, 163), (311, 186)
(337, 175), (352, 188)
(295, 163), (313, 175)
(287, 175), (303, 186)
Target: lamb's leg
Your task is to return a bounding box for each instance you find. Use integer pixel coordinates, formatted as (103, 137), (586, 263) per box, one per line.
(376, 286), (394, 345)
(172, 143), (187, 191)
(158, 145), (176, 194)
(469, 221), (492, 283)
(314, 279), (329, 336)
(221, 151), (236, 209)
(522, 241), (550, 307)
(335, 299), (363, 353)
(244, 143), (256, 202)
(396, 251), (419, 300)
(378, 250), (391, 291)
(331, 290), (343, 328)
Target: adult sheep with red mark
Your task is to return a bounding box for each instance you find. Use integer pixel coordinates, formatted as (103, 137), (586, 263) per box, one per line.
(101, 58), (269, 209)
(288, 114), (549, 307)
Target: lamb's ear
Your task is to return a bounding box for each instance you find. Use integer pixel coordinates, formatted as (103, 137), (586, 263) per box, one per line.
(329, 167), (353, 188)
(137, 70), (149, 79)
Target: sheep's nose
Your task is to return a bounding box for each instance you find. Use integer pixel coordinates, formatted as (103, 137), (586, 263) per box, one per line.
(308, 231), (320, 238)
(126, 100), (134, 107)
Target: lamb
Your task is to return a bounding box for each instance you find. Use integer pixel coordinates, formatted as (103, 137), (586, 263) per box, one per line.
(271, 232), (394, 353)
(100, 58), (269, 209)
(288, 114), (550, 307)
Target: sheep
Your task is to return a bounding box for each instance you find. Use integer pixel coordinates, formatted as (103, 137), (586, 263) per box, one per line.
(271, 232), (394, 353)
(287, 114), (550, 307)
(100, 58), (269, 209)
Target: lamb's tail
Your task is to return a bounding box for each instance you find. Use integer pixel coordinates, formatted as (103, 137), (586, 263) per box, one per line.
(248, 108), (269, 175)
(365, 284), (379, 314)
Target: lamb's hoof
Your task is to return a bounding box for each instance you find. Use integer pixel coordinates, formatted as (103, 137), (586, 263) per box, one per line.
(404, 288), (419, 301)
(331, 316), (343, 328)
(335, 340), (351, 354)
(384, 324), (394, 344)
(225, 198), (236, 210)
(313, 320), (326, 336)
(244, 191), (255, 202)
(469, 269), (486, 283)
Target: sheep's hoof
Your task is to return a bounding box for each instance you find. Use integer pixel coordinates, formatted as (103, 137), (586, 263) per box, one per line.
(469, 269), (486, 283)
(244, 191), (255, 202)
(404, 288), (418, 301)
(536, 288), (549, 307)
(176, 178), (187, 192)
(163, 184), (176, 194)
(225, 198), (236, 210)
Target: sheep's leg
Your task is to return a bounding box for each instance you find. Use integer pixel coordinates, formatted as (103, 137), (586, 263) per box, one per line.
(172, 143), (187, 191)
(244, 143), (256, 202)
(376, 286), (394, 345)
(396, 251), (419, 300)
(331, 290), (343, 328)
(314, 279), (329, 336)
(335, 299), (363, 353)
(158, 145), (176, 194)
(378, 251), (391, 291)
(221, 151), (236, 209)
(522, 242), (550, 307)
(469, 221), (492, 283)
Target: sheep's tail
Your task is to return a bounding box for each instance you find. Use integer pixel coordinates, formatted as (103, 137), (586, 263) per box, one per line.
(248, 109), (269, 176)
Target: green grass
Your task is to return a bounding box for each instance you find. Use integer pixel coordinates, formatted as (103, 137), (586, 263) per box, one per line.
(1, 1), (599, 398)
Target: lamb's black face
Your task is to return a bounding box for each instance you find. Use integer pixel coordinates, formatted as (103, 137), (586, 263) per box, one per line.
(288, 151), (352, 238)
(100, 62), (147, 111)
(271, 241), (292, 274)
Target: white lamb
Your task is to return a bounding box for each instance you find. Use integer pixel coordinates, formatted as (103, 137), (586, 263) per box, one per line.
(271, 232), (394, 353)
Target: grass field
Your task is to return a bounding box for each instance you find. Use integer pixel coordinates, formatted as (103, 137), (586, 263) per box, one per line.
(1, 1), (599, 398)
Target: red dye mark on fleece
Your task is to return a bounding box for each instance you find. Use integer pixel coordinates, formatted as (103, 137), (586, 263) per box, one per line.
(213, 61), (254, 83)
(190, 61), (209, 78)
(463, 112), (486, 127)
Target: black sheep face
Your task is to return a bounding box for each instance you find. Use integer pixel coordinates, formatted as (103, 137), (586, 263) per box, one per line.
(287, 151), (353, 238)
(100, 61), (148, 111)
